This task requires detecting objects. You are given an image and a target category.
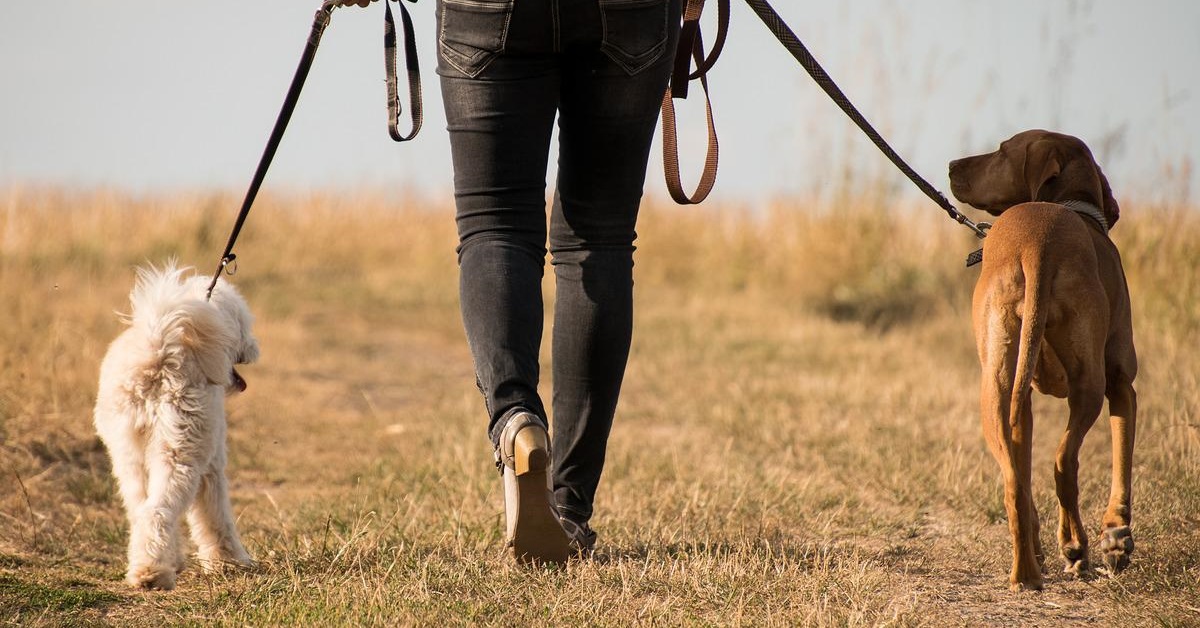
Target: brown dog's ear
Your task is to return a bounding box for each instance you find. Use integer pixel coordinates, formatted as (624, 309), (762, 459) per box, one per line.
(1024, 139), (1063, 202)
(1097, 167), (1120, 228)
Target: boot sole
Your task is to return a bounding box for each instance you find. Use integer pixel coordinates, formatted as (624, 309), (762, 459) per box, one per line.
(510, 427), (570, 565)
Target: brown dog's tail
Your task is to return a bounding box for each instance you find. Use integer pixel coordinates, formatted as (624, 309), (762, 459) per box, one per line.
(1009, 255), (1051, 430)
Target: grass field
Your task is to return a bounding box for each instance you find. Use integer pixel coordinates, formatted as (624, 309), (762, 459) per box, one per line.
(1, 186), (1198, 626)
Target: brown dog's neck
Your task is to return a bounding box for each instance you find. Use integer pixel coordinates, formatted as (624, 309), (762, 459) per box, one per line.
(1060, 200), (1109, 235)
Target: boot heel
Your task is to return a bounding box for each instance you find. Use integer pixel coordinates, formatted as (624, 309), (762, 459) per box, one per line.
(498, 412), (570, 565)
(513, 426), (549, 476)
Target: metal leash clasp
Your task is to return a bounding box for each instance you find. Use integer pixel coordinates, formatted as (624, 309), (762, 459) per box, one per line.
(951, 207), (990, 267)
(203, 254), (239, 301)
(964, 223), (990, 267)
(313, 1), (338, 40)
(971, 220), (992, 239)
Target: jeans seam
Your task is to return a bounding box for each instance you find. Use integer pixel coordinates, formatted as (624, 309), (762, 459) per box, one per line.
(551, 0), (561, 53)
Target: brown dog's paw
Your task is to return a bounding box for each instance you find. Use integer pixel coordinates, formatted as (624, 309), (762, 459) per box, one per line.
(1009, 566), (1044, 592)
(1099, 526), (1134, 573)
(1060, 545), (1092, 579)
(1009, 578), (1044, 593)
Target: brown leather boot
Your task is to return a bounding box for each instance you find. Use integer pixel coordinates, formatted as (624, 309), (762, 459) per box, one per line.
(496, 412), (570, 565)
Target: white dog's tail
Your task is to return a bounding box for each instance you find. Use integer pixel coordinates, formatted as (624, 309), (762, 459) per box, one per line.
(128, 263), (237, 389)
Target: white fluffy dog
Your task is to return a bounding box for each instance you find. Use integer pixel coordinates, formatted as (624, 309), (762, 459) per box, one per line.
(94, 263), (259, 590)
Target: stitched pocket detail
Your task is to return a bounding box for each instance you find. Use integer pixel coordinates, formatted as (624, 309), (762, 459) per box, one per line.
(599, 0), (670, 75)
(439, 0), (514, 77)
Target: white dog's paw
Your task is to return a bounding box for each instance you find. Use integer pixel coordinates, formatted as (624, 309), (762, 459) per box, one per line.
(175, 547), (189, 575)
(197, 551), (255, 575)
(127, 563), (177, 591)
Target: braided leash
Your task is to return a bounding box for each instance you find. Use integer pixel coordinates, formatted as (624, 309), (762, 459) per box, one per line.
(206, 0), (421, 300)
(666, 0), (991, 265)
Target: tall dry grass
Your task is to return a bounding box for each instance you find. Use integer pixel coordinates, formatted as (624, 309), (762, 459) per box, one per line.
(1, 186), (1197, 626)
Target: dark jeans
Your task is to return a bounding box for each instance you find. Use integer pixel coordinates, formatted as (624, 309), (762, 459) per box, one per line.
(437, 0), (680, 524)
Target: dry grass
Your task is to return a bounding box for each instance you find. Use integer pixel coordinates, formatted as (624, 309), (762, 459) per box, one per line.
(1, 186), (1198, 626)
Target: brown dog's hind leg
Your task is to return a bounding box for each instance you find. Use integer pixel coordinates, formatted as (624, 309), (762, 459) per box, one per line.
(983, 384), (1044, 590)
(980, 398), (1044, 589)
(977, 305), (1044, 591)
(1008, 394), (1044, 590)
(1100, 375), (1137, 573)
(1054, 374), (1105, 578)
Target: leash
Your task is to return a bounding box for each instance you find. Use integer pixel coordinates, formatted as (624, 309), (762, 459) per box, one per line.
(661, 0), (729, 205)
(665, 0), (992, 265)
(385, 0), (423, 142)
(205, 0), (422, 300)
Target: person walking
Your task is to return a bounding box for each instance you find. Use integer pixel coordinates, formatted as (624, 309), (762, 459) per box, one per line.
(345, 0), (681, 564)
(442, 0), (680, 564)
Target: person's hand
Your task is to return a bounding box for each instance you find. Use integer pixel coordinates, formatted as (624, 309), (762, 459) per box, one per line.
(336, 0), (376, 6)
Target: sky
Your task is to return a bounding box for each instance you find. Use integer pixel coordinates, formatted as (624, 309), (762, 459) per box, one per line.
(2, 1), (1197, 208)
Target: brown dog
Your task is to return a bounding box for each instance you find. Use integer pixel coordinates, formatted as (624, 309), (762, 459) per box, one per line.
(948, 130), (1137, 591)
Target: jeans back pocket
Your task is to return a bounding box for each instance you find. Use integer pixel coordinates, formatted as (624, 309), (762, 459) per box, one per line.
(438, 0), (515, 78)
(599, 0), (671, 75)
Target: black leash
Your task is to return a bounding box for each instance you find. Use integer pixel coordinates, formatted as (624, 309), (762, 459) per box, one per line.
(206, 0), (421, 300)
(741, 0), (990, 239)
(742, 0), (992, 266)
(668, 0), (991, 265)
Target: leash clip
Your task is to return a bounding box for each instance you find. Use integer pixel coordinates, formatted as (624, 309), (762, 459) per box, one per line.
(964, 222), (990, 267)
(954, 211), (991, 240)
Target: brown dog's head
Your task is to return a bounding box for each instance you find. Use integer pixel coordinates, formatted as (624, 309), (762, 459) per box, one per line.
(948, 129), (1120, 227)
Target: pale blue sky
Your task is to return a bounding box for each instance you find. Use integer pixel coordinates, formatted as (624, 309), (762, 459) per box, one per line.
(2, 1), (1197, 207)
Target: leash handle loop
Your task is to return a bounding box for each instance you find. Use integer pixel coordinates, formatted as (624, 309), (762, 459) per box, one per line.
(687, 0), (729, 80)
(662, 0), (729, 205)
(662, 26), (720, 205)
(385, 0), (423, 142)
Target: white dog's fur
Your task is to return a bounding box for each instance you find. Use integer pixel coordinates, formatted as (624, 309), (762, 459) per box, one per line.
(94, 263), (259, 590)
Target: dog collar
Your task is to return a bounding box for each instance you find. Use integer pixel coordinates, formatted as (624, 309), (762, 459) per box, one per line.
(968, 199), (1110, 268)
(1061, 200), (1109, 234)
